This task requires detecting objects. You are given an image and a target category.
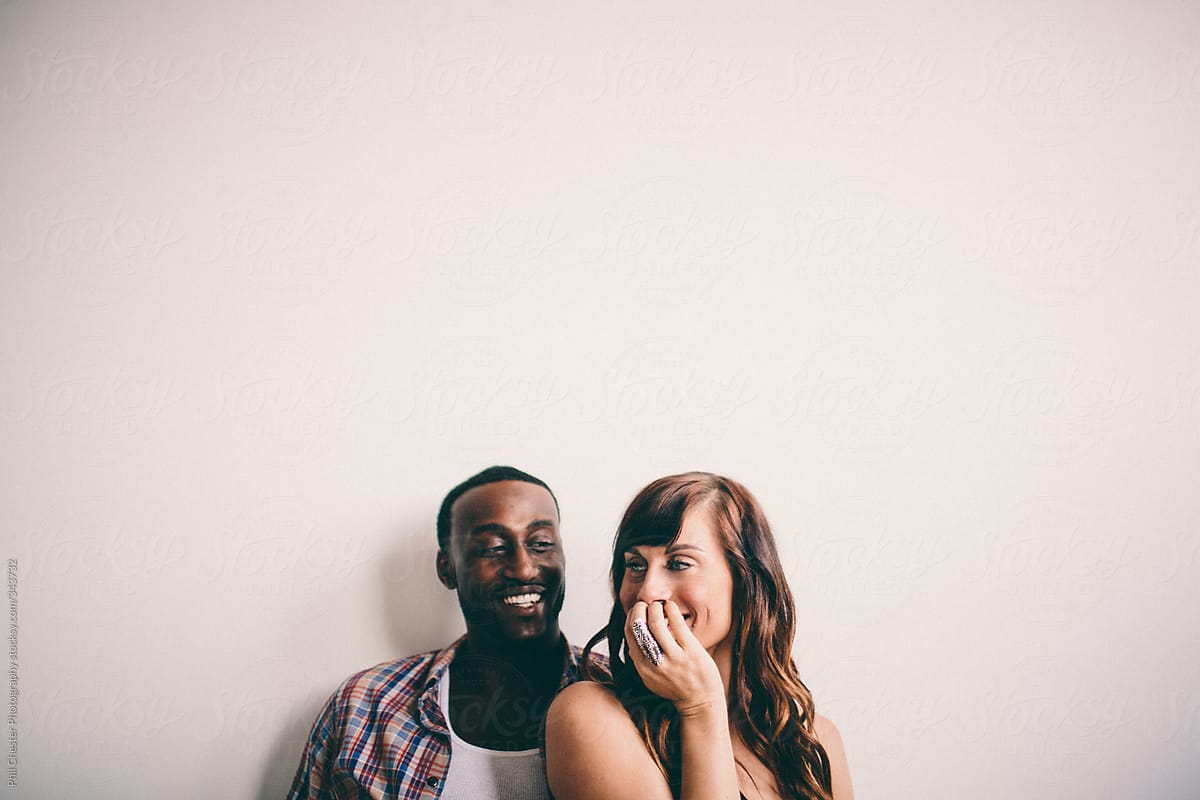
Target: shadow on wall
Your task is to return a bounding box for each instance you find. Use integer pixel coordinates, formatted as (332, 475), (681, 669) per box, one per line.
(378, 520), (464, 656)
(257, 521), (461, 800)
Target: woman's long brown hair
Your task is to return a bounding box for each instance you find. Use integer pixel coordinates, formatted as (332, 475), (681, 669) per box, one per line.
(583, 472), (833, 800)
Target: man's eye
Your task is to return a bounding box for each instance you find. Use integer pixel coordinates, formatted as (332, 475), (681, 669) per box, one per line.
(480, 544), (508, 556)
(529, 540), (555, 552)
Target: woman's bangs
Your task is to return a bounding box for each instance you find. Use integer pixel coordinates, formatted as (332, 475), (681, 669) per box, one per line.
(618, 485), (697, 551)
(621, 519), (683, 550)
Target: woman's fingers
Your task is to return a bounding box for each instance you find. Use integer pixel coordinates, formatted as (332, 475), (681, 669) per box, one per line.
(625, 600), (647, 654)
(627, 600), (709, 677)
(628, 600), (724, 711)
(662, 600), (698, 650)
(626, 601), (662, 667)
(644, 600), (674, 651)
(645, 600), (686, 654)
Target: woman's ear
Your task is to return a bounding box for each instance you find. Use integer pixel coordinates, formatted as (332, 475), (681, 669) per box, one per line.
(436, 548), (456, 590)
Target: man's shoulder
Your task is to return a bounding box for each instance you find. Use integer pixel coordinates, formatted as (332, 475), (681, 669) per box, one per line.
(573, 644), (607, 662)
(329, 644), (453, 709)
(328, 639), (605, 704)
(344, 649), (438, 684)
(292, 646), (455, 798)
(566, 641), (610, 682)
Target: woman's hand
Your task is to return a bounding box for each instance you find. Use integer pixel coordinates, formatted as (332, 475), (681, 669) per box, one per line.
(624, 600), (724, 716)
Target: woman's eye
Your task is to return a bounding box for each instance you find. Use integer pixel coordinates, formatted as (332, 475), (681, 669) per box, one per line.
(667, 558), (693, 570)
(623, 559), (646, 573)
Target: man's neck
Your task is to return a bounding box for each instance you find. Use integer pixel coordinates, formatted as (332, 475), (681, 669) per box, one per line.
(446, 630), (567, 751)
(454, 628), (565, 689)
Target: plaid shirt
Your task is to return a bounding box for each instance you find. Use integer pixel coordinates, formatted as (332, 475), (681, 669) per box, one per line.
(287, 636), (604, 800)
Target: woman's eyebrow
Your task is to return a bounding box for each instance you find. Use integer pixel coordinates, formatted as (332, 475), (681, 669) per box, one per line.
(622, 544), (706, 556)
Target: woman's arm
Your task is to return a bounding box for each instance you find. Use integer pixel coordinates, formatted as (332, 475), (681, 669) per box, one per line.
(675, 698), (740, 800)
(637, 600), (739, 800)
(814, 714), (854, 800)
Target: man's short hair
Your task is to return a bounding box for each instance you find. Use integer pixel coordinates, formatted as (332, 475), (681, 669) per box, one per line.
(436, 466), (560, 549)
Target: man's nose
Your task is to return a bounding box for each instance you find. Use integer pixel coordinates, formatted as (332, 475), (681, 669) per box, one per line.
(503, 546), (539, 582)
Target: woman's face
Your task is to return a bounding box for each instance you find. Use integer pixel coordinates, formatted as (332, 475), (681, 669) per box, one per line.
(618, 506), (736, 656)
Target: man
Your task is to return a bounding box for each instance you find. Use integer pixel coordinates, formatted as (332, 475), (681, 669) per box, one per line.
(289, 466), (604, 800)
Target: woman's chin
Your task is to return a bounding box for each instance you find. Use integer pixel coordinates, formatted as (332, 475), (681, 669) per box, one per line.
(707, 635), (735, 660)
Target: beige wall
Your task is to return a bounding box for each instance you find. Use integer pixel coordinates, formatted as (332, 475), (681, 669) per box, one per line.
(2, 0), (1198, 797)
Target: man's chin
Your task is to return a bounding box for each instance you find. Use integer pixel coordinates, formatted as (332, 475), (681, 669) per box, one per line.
(460, 592), (564, 643)
(465, 615), (561, 647)
(497, 612), (559, 640)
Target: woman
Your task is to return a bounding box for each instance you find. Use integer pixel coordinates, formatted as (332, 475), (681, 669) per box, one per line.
(546, 472), (852, 800)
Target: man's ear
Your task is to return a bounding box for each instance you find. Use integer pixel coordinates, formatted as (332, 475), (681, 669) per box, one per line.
(435, 548), (456, 590)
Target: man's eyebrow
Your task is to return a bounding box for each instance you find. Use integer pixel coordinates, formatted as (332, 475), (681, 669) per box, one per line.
(467, 523), (511, 537)
(468, 520), (557, 536)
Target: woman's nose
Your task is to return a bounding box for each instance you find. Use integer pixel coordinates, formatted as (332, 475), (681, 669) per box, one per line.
(635, 566), (670, 604)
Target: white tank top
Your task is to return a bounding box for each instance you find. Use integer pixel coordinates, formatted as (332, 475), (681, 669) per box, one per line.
(436, 671), (550, 800)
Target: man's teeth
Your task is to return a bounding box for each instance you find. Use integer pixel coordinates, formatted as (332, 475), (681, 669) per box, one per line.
(503, 593), (541, 607)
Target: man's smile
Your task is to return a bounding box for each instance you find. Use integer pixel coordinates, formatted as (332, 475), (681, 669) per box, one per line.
(503, 592), (542, 608)
(500, 585), (546, 609)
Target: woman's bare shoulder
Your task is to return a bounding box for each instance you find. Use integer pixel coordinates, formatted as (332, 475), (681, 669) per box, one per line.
(813, 713), (854, 800)
(548, 681), (633, 742)
(553, 679), (625, 708)
(813, 713), (842, 746)
(547, 681), (672, 800)
(553, 680), (626, 706)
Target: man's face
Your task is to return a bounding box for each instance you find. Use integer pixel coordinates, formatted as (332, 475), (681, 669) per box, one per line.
(437, 480), (565, 646)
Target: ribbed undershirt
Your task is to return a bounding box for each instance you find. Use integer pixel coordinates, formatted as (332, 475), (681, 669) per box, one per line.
(435, 672), (550, 800)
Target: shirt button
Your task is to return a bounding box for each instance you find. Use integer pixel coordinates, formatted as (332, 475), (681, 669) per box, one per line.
(426, 776), (440, 787)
